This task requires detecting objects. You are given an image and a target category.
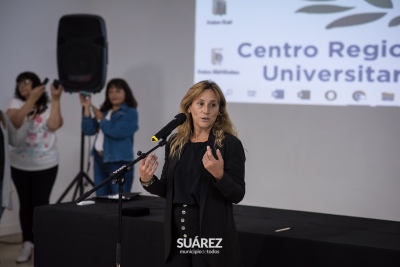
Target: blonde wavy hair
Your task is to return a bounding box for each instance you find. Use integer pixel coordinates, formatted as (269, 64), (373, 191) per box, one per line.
(169, 80), (237, 158)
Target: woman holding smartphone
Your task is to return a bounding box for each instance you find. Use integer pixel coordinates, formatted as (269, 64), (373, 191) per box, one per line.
(6, 71), (64, 263)
(80, 78), (139, 196)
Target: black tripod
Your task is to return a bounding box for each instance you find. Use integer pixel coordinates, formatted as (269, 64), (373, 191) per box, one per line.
(57, 109), (94, 203)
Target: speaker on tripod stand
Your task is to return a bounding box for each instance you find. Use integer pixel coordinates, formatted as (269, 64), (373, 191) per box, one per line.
(56, 14), (108, 203)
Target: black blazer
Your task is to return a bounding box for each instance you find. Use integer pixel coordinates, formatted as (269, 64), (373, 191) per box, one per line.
(144, 132), (246, 267)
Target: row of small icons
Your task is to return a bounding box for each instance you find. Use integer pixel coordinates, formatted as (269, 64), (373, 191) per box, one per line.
(225, 89), (395, 102)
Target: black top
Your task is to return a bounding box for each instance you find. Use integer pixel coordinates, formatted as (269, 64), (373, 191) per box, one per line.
(172, 141), (207, 205)
(144, 133), (246, 265)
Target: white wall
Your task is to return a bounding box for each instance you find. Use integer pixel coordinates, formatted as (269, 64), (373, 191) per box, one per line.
(1, 0), (399, 236)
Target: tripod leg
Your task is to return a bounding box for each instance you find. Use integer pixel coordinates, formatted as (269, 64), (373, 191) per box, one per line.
(57, 108), (95, 203)
(82, 172), (95, 187)
(72, 178), (80, 200)
(56, 172), (82, 203)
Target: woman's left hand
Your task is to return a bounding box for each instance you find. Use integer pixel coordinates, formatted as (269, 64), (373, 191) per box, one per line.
(202, 146), (224, 180)
(91, 105), (104, 121)
(139, 153), (159, 182)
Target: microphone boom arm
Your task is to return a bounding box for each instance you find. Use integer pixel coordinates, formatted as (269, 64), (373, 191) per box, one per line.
(75, 139), (167, 203)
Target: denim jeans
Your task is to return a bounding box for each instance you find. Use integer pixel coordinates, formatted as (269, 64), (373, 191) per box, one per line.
(93, 151), (134, 196)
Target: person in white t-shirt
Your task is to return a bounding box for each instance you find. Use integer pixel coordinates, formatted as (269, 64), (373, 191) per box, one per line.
(6, 71), (63, 264)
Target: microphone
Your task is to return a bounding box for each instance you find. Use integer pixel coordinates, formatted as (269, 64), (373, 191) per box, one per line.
(151, 113), (187, 142)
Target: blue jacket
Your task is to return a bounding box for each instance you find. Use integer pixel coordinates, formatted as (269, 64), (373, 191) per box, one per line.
(81, 103), (138, 163)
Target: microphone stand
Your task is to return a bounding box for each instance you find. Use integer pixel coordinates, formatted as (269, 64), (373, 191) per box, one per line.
(75, 139), (167, 267)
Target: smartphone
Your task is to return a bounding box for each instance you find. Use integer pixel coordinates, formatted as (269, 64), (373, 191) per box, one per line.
(42, 78), (49, 85)
(53, 79), (62, 89)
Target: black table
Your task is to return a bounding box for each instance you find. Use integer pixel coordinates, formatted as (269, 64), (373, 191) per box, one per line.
(34, 195), (400, 267)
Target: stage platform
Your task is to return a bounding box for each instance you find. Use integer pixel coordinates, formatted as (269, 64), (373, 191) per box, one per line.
(34, 195), (400, 266)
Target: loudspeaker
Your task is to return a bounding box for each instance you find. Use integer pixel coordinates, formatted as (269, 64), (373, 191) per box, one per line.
(57, 14), (107, 93)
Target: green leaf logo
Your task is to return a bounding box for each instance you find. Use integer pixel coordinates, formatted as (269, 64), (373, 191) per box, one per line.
(365, 0), (393, 9)
(389, 16), (400, 27)
(326, 13), (386, 29)
(296, 0), (399, 29)
(296, 5), (354, 14)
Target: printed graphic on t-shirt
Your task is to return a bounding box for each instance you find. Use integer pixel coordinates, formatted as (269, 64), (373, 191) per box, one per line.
(15, 115), (51, 159)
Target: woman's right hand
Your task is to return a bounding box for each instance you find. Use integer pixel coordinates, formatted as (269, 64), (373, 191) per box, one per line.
(27, 84), (46, 104)
(139, 153), (159, 183)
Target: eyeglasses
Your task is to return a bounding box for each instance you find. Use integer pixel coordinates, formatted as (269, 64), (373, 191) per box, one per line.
(18, 79), (32, 87)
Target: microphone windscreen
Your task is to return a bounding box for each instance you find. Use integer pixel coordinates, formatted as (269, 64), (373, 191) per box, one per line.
(175, 113), (187, 124)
